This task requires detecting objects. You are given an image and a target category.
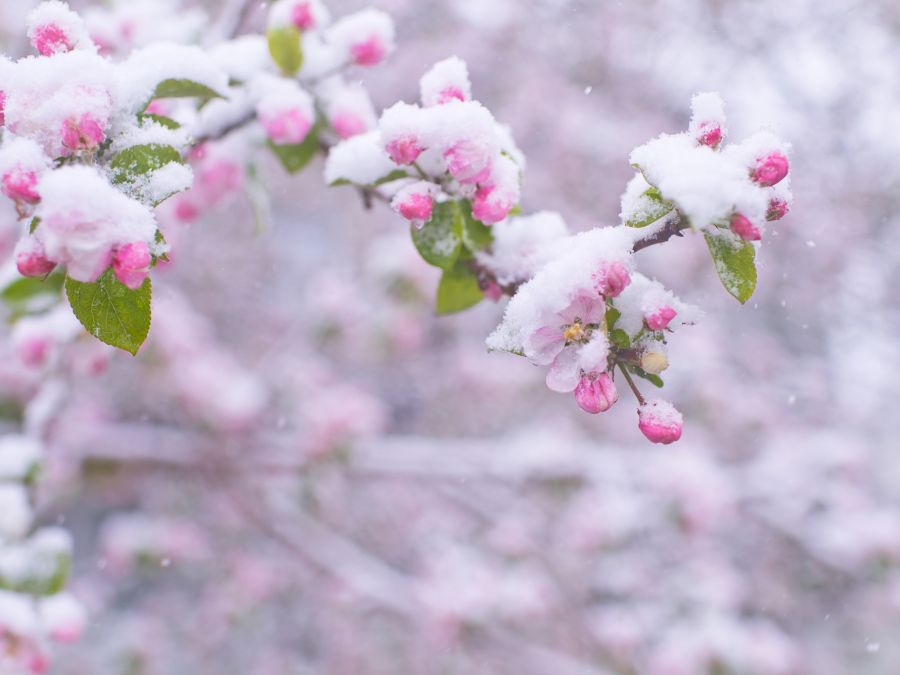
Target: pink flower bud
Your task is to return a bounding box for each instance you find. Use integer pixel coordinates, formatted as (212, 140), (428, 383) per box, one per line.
(61, 114), (105, 154)
(730, 213), (761, 241)
(18, 335), (52, 368)
(330, 113), (368, 139)
(444, 141), (492, 185)
(2, 169), (41, 204)
(174, 198), (200, 222)
(471, 184), (514, 225)
(260, 108), (312, 145)
(291, 2), (317, 30)
(592, 260), (630, 298)
(144, 100), (170, 117)
(391, 182), (434, 223)
(16, 246), (56, 278)
(637, 398), (683, 444)
(750, 152), (789, 187)
(645, 305), (677, 331)
(385, 135), (424, 165)
(112, 241), (151, 290)
(574, 373), (618, 414)
(696, 121), (722, 149)
(32, 23), (74, 56)
(766, 197), (790, 221)
(350, 35), (387, 66)
(437, 87), (466, 105)
(482, 278), (503, 302)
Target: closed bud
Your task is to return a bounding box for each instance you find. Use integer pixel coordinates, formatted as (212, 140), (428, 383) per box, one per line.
(750, 151), (789, 187)
(639, 346), (669, 375)
(766, 197), (790, 221)
(61, 114), (105, 154)
(592, 260), (630, 298)
(645, 305), (677, 331)
(637, 398), (683, 444)
(391, 181), (434, 224)
(112, 241), (151, 290)
(574, 373), (618, 414)
(730, 213), (760, 241)
(696, 121), (722, 149)
(15, 238), (56, 278)
(2, 169), (41, 205)
(385, 135), (423, 165)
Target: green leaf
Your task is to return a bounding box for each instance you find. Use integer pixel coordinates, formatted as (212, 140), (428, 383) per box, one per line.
(436, 262), (483, 315)
(609, 328), (631, 350)
(459, 200), (494, 251)
(411, 201), (463, 270)
(704, 231), (757, 303)
(151, 79), (224, 102)
(605, 306), (621, 329)
(630, 366), (664, 388)
(267, 26), (303, 76)
(66, 270), (152, 355)
(2, 273), (65, 304)
(329, 168), (410, 188)
(110, 144), (186, 206)
(138, 113), (181, 130)
(625, 186), (675, 228)
(267, 125), (320, 174)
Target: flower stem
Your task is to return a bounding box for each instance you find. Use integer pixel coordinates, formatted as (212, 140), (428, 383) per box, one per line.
(412, 162), (430, 180)
(617, 363), (645, 405)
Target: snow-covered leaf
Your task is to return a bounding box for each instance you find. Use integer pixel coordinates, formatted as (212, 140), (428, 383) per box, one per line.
(704, 231), (757, 303)
(151, 78), (224, 102)
(267, 26), (303, 76)
(267, 126), (320, 174)
(110, 144), (186, 206)
(625, 186), (675, 228)
(412, 200), (463, 270)
(66, 270), (152, 356)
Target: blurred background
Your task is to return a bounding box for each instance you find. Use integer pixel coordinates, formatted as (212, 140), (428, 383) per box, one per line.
(2, 0), (900, 673)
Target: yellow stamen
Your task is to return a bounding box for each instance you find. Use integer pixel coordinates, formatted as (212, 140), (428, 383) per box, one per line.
(563, 322), (585, 342)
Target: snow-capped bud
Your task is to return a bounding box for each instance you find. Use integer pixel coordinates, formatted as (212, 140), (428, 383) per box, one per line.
(257, 87), (314, 146)
(40, 594), (87, 644)
(637, 399), (683, 444)
(420, 57), (472, 107)
(391, 181), (434, 223)
(750, 152), (789, 187)
(471, 155), (520, 225)
(15, 238), (56, 278)
(639, 346), (669, 375)
(444, 140), (492, 185)
(112, 241), (151, 290)
(329, 9), (395, 67)
(593, 260), (630, 298)
(2, 169), (41, 204)
(766, 197), (790, 221)
(730, 212), (761, 241)
(61, 114), (105, 154)
(331, 113), (368, 139)
(696, 122), (722, 149)
(326, 83), (376, 140)
(386, 135), (423, 165)
(645, 305), (677, 331)
(291, 0), (327, 30)
(28, 1), (91, 56)
(574, 373), (618, 414)
(18, 335), (53, 368)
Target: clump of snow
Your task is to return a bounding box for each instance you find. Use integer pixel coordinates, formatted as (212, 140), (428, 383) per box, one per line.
(4, 50), (115, 158)
(324, 130), (399, 186)
(420, 56), (472, 106)
(486, 226), (636, 355)
(83, 0), (206, 54)
(0, 485), (32, 539)
(611, 272), (701, 337)
(689, 91), (726, 137)
(209, 36), (273, 83)
(117, 43), (228, 115)
(35, 166), (157, 282)
(476, 211), (570, 286)
(326, 9), (395, 66)
(321, 81), (377, 139)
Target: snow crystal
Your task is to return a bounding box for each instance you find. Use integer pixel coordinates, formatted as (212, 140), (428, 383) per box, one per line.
(476, 211), (570, 286)
(324, 130), (398, 186)
(486, 226), (636, 356)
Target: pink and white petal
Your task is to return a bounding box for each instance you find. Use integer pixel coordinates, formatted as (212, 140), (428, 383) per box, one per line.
(546, 348), (581, 393)
(559, 291), (603, 325)
(528, 326), (565, 365)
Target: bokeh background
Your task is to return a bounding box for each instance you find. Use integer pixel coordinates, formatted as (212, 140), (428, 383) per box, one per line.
(2, 0), (900, 673)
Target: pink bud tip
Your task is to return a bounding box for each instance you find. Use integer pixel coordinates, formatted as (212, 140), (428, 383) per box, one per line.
(592, 260), (631, 298)
(261, 109), (312, 145)
(385, 136), (424, 165)
(16, 250), (56, 278)
(291, 2), (317, 30)
(766, 197), (790, 221)
(444, 144), (492, 185)
(174, 199), (200, 222)
(18, 336), (52, 368)
(645, 306), (677, 331)
(471, 185), (513, 225)
(730, 213), (761, 241)
(437, 86), (467, 105)
(575, 373), (618, 414)
(62, 115), (105, 154)
(113, 241), (152, 290)
(331, 113), (368, 139)
(696, 122), (722, 149)
(32, 23), (74, 56)
(397, 193), (433, 222)
(482, 278), (503, 302)
(751, 152), (789, 187)
(637, 399), (683, 444)
(350, 36), (387, 66)
(2, 169), (41, 205)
